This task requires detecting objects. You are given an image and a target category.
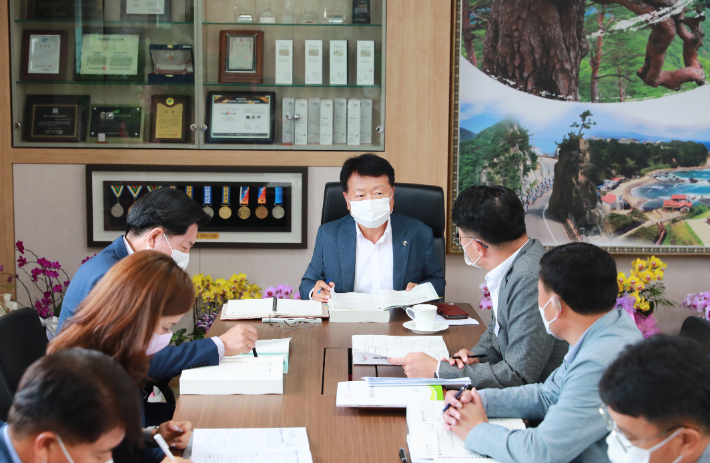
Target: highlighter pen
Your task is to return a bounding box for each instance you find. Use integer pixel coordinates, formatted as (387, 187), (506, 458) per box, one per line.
(153, 434), (175, 461)
(442, 383), (473, 414)
(317, 278), (332, 294)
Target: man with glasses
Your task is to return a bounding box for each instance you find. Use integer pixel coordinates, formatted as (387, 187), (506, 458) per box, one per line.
(441, 243), (643, 463)
(390, 185), (567, 385)
(599, 336), (710, 463)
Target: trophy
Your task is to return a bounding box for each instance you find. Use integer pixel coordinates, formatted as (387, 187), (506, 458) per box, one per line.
(300, 0), (318, 24)
(234, 0), (256, 23)
(281, 0), (295, 23)
(258, 0), (276, 23)
(324, 0), (347, 24)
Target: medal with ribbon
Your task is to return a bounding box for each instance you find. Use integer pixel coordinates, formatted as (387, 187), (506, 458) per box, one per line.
(146, 185), (161, 192)
(255, 187), (268, 219)
(219, 187), (232, 219)
(272, 187), (285, 219)
(127, 185), (142, 212)
(203, 186), (214, 217)
(186, 186), (193, 199)
(238, 187), (251, 220)
(110, 185), (124, 218)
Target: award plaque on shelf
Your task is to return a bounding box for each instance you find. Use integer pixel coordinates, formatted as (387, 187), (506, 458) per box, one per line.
(300, 0), (318, 23)
(324, 0), (347, 23)
(219, 30), (264, 84)
(27, 0), (103, 20)
(75, 28), (145, 83)
(121, 0), (172, 22)
(352, 0), (371, 24)
(23, 95), (89, 143)
(235, 0), (257, 22)
(148, 45), (194, 84)
(20, 30), (68, 82)
(205, 91), (275, 144)
(88, 105), (144, 143)
(150, 95), (190, 143)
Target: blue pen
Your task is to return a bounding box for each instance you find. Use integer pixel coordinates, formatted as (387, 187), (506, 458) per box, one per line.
(318, 278), (332, 294)
(442, 382), (473, 414)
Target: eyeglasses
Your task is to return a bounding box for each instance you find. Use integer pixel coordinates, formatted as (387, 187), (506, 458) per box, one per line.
(267, 315), (321, 331)
(453, 233), (489, 249)
(599, 405), (683, 452)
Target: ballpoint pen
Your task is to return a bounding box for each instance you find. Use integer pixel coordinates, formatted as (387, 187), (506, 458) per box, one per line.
(399, 447), (409, 463)
(252, 347), (258, 357)
(318, 278), (332, 294)
(442, 382), (473, 414)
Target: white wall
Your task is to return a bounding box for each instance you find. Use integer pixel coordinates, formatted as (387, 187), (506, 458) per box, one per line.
(13, 164), (709, 334)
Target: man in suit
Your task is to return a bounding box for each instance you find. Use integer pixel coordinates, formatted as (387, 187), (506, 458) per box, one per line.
(390, 186), (567, 385)
(57, 188), (257, 421)
(442, 243), (643, 463)
(599, 336), (710, 463)
(299, 153), (445, 301)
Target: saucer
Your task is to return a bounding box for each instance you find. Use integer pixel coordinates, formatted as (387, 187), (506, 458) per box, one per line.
(403, 320), (449, 334)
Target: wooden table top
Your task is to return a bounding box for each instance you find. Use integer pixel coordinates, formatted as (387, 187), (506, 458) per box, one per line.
(174, 303), (486, 463)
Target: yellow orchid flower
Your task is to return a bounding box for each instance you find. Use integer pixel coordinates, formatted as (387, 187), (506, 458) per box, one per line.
(631, 258), (647, 273)
(640, 269), (656, 284)
(617, 273), (628, 293)
(648, 256), (662, 270)
(627, 274), (639, 288)
(634, 280), (645, 292)
(654, 269), (664, 281)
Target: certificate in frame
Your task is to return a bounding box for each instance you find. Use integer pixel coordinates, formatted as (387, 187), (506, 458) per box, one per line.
(218, 30), (264, 84)
(205, 91), (275, 145)
(74, 28), (145, 83)
(27, 0), (104, 20)
(23, 94), (90, 143)
(120, 0), (172, 23)
(150, 95), (190, 143)
(20, 30), (68, 82)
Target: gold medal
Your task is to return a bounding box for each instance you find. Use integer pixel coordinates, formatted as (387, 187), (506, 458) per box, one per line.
(255, 205), (268, 219)
(203, 206), (214, 217)
(219, 206), (232, 219)
(238, 206), (251, 219)
(272, 205), (285, 219)
(111, 203), (124, 218)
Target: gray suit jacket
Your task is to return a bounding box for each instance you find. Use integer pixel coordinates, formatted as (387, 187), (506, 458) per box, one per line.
(438, 239), (568, 388)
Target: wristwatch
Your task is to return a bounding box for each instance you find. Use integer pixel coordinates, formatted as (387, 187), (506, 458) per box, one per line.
(143, 426), (159, 448)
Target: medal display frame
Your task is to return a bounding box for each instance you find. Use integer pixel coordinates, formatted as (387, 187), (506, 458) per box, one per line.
(86, 165), (307, 249)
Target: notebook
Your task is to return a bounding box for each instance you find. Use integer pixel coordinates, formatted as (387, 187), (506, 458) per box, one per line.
(186, 427), (313, 463)
(329, 282), (440, 310)
(221, 297), (327, 320)
(235, 338), (291, 373)
(351, 335), (449, 365)
(406, 402), (525, 462)
(336, 381), (444, 408)
(179, 356), (283, 395)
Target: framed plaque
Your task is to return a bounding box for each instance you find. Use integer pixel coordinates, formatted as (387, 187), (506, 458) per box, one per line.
(148, 44), (194, 84)
(23, 95), (89, 143)
(121, 0), (171, 22)
(88, 105), (145, 142)
(218, 30), (264, 84)
(20, 30), (68, 82)
(205, 91), (275, 144)
(75, 28), (145, 83)
(150, 95), (190, 143)
(27, 0), (103, 20)
(86, 165), (307, 249)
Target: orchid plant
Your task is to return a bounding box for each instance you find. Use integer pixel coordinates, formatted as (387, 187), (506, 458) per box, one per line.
(479, 283), (492, 310)
(682, 292), (710, 321)
(0, 241), (72, 319)
(262, 284), (301, 300)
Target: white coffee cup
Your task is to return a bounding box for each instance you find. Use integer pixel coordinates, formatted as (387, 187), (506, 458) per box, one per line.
(405, 304), (437, 331)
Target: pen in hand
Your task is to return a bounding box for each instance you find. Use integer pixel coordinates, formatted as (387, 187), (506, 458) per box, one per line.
(442, 383), (473, 414)
(252, 347), (258, 357)
(154, 433), (175, 461)
(451, 354), (487, 360)
(317, 278), (332, 294)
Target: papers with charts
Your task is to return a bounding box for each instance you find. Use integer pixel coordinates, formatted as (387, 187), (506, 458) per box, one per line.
(406, 402), (525, 462)
(188, 428), (313, 463)
(329, 282), (439, 310)
(352, 335), (449, 365)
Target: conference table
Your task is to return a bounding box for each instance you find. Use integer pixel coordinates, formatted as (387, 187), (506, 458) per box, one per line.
(174, 303), (487, 462)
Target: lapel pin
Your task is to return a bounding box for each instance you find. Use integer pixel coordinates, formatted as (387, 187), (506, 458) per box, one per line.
(403, 241), (408, 246)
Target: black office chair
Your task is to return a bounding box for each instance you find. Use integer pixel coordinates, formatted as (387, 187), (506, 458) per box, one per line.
(0, 308), (49, 421)
(679, 315), (710, 356)
(321, 182), (447, 296)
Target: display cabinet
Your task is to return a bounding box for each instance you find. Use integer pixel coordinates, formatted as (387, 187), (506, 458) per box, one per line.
(9, 0), (386, 151)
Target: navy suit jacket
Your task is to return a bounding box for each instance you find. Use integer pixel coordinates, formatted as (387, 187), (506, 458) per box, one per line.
(57, 237), (218, 381)
(299, 213), (445, 300)
(0, 424), (16, 463)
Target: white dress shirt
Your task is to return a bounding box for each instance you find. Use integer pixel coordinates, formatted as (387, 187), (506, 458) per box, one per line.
(485, 240), (528, 337)
(124, 236), (225, 359)
(353, 220), (394, 294)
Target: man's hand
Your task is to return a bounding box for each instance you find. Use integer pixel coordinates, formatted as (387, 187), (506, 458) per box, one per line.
(219, 324), (258, 356)
(387, 352), (438, 378)
(447, 349), (481, 370)
(442, 389), (488, 441)
(156, 420), (192, 449)
(405, 282), (419, 291)
(312, 280), (335, 303)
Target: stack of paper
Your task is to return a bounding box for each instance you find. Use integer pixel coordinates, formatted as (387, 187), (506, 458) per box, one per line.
(236, 338), (291, 373)
(221, 298), (325, 320)
(180, 357), (284, 395)
(406, 402), (525, 462)
(187, 428), (313, 463)
(352, 335), (449, 365)
(330, 282), (440, 310)
(336, 381), (444, 408)
(363, 377), (470, 388)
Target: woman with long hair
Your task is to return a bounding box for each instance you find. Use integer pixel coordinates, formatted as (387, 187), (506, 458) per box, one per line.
(49, 250), (195, 463)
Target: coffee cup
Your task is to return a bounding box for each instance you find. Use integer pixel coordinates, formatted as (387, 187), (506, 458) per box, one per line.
(405, 304), (437, 331)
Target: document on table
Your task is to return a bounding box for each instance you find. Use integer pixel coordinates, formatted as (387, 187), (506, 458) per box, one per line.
(330, 282), (440, 310)
(352, 335), (449, 365)
(435, 314), (479, 326)
(179, 357), (283, 395)
(233, 338), (291, 373)
(406, 402), (525, 462)
(336, 381), (444, 408)
(363, 377), (470, 388)
(188, 428), (313, 463)
(222, 298), (325, 320)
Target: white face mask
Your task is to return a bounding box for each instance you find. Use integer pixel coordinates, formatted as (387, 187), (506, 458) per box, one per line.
(348, 197), (392, 229)
(163, 234), (189, 270)
(57, 434), (114, 463)
(606, 428), (684, 463)
(146, 332), (173, 355)
(539, 296), (561, 338)
(462, 240), (483, 269)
